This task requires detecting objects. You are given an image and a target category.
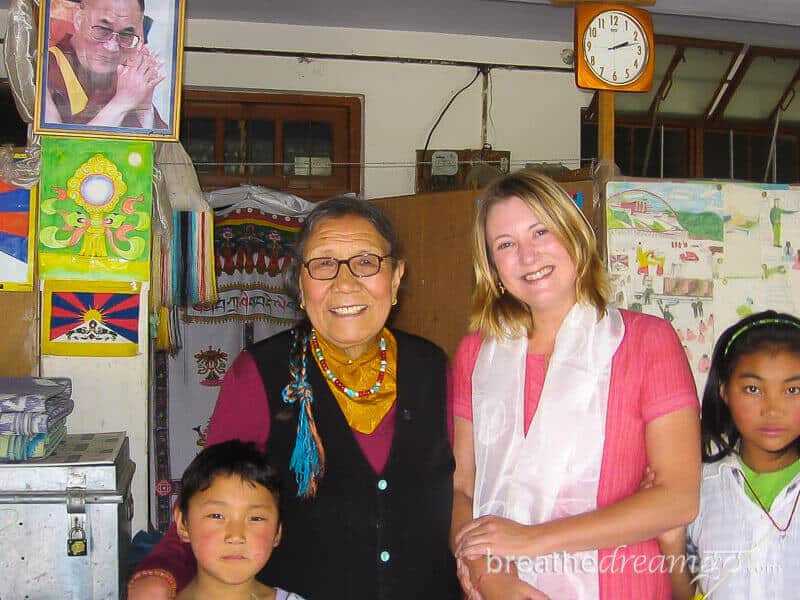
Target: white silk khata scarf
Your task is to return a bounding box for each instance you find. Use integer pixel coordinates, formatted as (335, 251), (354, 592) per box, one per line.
(472, 302), (624, 600)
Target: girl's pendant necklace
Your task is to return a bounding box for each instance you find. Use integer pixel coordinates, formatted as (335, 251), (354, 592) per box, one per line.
(741, 474), (800, 538)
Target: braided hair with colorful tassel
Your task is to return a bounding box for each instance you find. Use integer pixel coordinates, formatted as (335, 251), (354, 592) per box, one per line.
(281, 323), (326, 497)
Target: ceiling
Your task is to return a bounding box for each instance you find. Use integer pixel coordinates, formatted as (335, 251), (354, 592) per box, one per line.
(3, 0), (799, 125)
(177, 0), (800, 47)
(1, 1), (799, 47)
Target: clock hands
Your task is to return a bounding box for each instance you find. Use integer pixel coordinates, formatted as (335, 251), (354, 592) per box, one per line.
(608, 41), (633, 50)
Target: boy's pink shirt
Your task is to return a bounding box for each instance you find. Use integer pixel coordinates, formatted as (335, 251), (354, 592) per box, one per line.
(451, 310), (699, 600)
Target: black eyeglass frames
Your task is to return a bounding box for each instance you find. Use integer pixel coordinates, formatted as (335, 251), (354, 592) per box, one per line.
(303, 253), (393, 280)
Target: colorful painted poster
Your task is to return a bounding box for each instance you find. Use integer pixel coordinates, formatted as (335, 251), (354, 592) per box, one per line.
(0, 181), (36, 290)
(606, 180), (800, 394)
(42, 280), (144, 356)
(38, 137), (153, 281)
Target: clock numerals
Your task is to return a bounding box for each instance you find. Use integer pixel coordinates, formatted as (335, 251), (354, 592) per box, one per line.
(576, 6), (652, 90)
(582, 10), (649, 86)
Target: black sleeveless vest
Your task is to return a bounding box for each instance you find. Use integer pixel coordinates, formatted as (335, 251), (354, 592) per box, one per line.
(250, 328), (459, 600)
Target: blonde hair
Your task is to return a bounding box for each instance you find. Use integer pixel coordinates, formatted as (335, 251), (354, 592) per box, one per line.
(470, 169), (610, 339)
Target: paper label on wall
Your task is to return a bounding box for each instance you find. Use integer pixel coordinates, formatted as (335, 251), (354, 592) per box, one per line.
(431, 151), (459, 176)
(310, 157), (332, 176)
(294, 157), (310, 176)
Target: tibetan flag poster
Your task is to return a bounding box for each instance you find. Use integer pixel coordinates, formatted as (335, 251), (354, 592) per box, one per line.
(0, 180), (36, 290)
(38, 137), (153, 282)
(42, 280), (144, 356)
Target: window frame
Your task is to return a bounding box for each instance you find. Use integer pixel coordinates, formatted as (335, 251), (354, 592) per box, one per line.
(180, 89), (362, 200)
(581, 110), (800, 183)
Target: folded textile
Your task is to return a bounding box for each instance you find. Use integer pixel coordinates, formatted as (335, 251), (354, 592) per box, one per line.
(0, 398), (74, 435)
(0, 419), (67, 461)
(0, 377), (72, 412)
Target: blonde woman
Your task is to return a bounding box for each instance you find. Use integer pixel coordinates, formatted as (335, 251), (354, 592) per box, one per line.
(451, 171), (700, 600)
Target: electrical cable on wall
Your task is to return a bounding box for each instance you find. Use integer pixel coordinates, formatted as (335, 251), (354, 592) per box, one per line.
(488, 69), (497, 147)
(422, 69), (482, 158)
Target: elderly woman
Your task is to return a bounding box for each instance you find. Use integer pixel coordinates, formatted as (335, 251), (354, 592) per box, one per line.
(451, 171), (700, 599)
(129, 197), (459, 599)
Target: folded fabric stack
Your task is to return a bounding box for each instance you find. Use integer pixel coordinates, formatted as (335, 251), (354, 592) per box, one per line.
(0, 377), (73, 461)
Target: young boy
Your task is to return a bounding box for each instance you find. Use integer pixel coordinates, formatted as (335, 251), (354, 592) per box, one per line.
(174, 440), (305, 600)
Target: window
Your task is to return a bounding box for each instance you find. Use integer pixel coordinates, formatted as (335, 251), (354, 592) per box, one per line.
(581, 114), (800, 184)
(581, 120), (689, 178)
(180, 90), (362, 200)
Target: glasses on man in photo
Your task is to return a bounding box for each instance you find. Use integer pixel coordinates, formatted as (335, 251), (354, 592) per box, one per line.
(89, 26), (141, 49)
(303, 253), (393, 280)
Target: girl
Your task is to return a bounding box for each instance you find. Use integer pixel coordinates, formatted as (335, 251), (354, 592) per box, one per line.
(658, 310), (800, 599)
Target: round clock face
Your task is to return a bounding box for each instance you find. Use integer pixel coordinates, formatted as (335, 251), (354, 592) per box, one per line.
(582, 10), (649, 86)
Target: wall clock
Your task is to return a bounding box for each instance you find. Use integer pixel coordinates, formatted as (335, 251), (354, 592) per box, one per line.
(575, 3), (655, 92)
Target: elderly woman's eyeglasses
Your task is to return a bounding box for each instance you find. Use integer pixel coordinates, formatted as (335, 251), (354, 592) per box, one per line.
(303, 253), (392, 280)
(89, 26), (141, 49)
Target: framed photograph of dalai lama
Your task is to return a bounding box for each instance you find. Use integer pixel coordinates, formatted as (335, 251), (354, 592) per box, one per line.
(33, 0), (186, 141)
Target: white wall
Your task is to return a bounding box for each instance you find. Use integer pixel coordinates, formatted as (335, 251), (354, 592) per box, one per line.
(2, 13), (587, 534)
(183, 20), (589, 198)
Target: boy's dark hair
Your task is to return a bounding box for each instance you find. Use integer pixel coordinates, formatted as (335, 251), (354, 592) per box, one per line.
(701, 309), (800, 463)
(178, 440), (281, 517)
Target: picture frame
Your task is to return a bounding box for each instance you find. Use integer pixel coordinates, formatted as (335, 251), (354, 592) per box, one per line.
(33, 0), (186, 141)
(41, 279), (144, 356)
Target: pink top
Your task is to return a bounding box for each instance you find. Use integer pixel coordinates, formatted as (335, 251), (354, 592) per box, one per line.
(452, 310), (699, 600)
(136, 349), (453, 589)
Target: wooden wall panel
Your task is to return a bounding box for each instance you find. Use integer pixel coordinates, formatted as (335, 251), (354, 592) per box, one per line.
(372, 189), (480, 359)
(0, 291), (39, 376)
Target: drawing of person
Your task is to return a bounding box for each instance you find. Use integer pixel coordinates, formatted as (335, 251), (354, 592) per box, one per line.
(636, 242), (651, 275)
(769, 198), (797, 248)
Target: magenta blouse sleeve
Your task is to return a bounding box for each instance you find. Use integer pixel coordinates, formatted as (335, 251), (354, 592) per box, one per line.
(205, 351), (272, 447)
(637, 316), (700, 422)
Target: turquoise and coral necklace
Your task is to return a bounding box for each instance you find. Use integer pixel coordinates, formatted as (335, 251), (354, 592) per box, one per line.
(309, 329), (387, 399)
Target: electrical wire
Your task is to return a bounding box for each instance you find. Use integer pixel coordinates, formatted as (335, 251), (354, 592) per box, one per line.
(179, 157), (589, 168)
(422, 69), (482, 158)
(488, 69), (497, 148)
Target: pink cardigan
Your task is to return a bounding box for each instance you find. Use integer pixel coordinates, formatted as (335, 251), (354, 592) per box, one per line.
(452, 310), (699, 600)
